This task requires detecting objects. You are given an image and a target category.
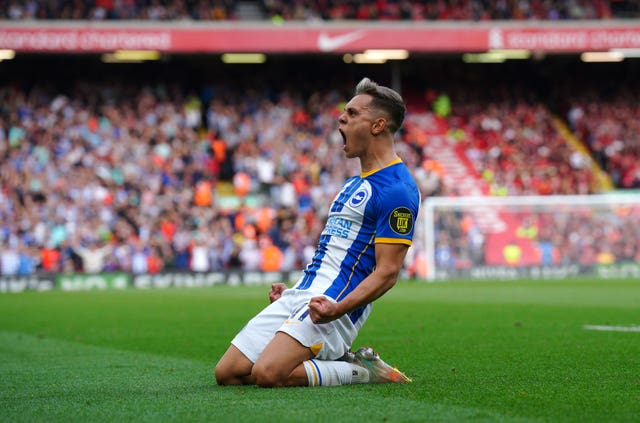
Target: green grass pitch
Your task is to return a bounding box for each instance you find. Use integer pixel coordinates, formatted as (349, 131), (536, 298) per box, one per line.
(1, 278), (639, 422)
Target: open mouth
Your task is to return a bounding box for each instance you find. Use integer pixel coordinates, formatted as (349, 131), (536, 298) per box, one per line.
(339, 129), (346, 147)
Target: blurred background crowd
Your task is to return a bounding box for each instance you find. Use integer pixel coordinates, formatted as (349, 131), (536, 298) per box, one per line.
(1, 0), (639, 21)
(1, 1), (639, 277)
(2, 64), (639, 276)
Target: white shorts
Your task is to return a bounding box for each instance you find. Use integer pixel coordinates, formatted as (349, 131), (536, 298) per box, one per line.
(231, 288), (359, 363)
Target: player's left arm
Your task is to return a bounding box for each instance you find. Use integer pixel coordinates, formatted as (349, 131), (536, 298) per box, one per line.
(308, 242), (408, 324)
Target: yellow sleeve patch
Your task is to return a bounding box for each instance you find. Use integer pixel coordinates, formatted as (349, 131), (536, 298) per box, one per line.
(375, 237), (412, 246)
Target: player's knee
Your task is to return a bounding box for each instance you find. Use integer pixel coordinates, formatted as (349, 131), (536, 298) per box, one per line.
(214, 362), (235, 386)
(213, 362), (227, 385)
(251, 363), (285, 388)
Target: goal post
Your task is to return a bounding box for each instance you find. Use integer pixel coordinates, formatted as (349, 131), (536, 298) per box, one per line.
(415, 194), (640, 281)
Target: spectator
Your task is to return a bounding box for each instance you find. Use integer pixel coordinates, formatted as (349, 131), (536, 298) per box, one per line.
(1, 244), (20, 275)
(190, 236), (210, 272)
(259, 236), (283, 272)
(74, 239), (112, 274)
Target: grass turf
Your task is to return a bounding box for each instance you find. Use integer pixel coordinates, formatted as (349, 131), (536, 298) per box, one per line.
(1, 278), (639, 422)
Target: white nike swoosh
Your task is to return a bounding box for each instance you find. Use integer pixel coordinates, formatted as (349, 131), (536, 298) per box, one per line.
(317, 31), (365, 52)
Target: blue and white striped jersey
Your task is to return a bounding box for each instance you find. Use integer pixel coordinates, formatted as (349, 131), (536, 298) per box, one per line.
(293, 158), (420, 324)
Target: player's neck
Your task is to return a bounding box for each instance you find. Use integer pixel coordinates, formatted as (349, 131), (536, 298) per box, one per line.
(359, 151), (399, 174)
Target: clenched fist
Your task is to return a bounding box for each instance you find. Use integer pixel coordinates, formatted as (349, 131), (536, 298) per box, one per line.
(269, 283), (288, 303)
(308, 296), (341, 324)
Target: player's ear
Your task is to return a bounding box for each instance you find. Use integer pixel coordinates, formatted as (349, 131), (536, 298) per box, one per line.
(371, 117), (387, 135)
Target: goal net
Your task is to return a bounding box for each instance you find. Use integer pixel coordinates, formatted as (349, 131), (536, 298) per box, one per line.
(411, 194), (640, 281)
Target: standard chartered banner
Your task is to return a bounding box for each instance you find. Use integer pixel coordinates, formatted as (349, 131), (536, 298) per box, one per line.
(6, 263), (636, 293)
(595, 263), (640, 279)
(1, 271), (304, 293)
(434, 262), (640, 280)
(0, 274), (55, 293)
(56, 273), (131, 291)
(132, 271), (303, 289)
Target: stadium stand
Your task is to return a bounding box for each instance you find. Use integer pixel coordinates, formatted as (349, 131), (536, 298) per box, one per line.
(1, 60), (639, 276)
(260, 0), (624, 21)
(435, 92), (599, 196)
(1, 0), (639, 276)
(0, 0), (239, 20)
(1, 0), (639, 21)
(565, 90), (640, 189)
(0, 74), (352, 275)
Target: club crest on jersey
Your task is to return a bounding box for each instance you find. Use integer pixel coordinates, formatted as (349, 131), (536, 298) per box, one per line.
(389, 207), (414, 235)
(350, 189), (368, 207)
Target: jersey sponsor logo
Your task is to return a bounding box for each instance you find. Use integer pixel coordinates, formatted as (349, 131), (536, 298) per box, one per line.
(389, 207), (414, 235)
(323, 216), (353, 238)
(349, 189), (368, 207)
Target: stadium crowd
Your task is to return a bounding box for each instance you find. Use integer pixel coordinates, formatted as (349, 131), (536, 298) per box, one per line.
(423, 79), (640, 275)
(0, 80), (383, 275)
(260, 0), (624, 22)
(451, 96), (597, 196)
(1, 0), (638, 21)
(432, 202), (640, 275)
(566, 90), (640, 190)
(1, 74), (639, 276)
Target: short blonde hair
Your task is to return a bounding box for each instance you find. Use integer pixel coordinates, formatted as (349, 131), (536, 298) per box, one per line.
(354, 77), (406, 134)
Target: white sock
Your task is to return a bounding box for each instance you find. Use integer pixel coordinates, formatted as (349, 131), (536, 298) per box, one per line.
(303, 359), (370, 386)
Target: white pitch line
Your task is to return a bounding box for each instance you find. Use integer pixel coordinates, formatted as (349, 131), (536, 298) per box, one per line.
(583, 325), (640, 333)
